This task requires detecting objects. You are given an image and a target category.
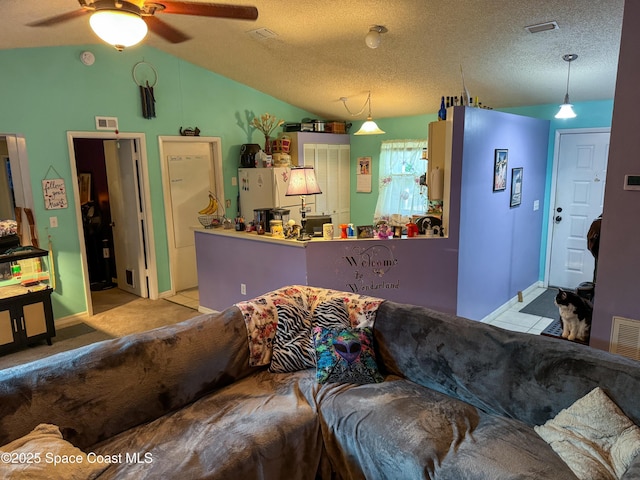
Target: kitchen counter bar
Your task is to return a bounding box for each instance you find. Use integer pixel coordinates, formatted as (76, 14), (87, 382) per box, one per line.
(195, 227), (458, 313)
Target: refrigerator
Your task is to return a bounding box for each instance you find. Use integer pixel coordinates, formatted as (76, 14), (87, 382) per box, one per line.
(238, 167), (316, 226)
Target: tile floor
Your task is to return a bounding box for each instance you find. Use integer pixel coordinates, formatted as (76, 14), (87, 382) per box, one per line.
(166, 287), (200, 310)
(482, 286), (555, 335)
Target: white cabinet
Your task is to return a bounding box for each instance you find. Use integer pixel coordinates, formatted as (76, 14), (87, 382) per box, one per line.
(309, 144), (351, 227)
(288, 132), (351, 228)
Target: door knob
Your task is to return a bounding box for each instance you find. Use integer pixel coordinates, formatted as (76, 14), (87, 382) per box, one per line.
(555, 216), (562, 223)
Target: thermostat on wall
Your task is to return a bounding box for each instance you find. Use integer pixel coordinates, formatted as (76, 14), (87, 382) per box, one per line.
(624, 174), (640, 191)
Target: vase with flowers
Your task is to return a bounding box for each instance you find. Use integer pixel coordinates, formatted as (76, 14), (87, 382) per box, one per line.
(251, 113), (284, 155)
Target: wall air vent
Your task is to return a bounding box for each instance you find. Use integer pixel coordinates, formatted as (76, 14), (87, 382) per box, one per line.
(525, 21), (559, 34)
(95, 116), (119, 131)
(610, 316), (640, 361)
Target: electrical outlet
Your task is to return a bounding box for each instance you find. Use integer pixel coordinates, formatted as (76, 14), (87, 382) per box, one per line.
(533, 200), (540, 211)
(241, 283), (247, 295)
(226, 199), (231, 208)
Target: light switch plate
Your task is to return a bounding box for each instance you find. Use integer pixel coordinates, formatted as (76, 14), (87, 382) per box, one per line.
(49, 216), (58, 228)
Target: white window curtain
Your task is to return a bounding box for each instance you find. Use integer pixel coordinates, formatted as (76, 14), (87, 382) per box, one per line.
(373, 139), (428, 225)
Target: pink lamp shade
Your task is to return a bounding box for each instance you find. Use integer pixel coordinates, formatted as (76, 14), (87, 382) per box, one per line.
(286, 167), (322, 196)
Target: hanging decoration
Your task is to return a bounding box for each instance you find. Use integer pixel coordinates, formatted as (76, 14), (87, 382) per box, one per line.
(42, 166), (68, 210)
(133, 61), (158, 119)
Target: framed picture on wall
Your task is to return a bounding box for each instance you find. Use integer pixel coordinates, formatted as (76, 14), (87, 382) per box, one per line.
(510, 167), (523, 207)
(493, 149), (508, 192)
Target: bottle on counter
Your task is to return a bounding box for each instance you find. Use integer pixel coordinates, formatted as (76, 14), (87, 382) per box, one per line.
(347, 223), (355, 238)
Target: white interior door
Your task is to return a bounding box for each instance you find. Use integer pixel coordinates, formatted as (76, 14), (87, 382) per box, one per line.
(160, 137), (224, 294)
(104, 139), (146, 297)
(548, 131), (609, 289)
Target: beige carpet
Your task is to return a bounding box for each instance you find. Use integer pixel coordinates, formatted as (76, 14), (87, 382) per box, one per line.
(0, 288), (203, 371)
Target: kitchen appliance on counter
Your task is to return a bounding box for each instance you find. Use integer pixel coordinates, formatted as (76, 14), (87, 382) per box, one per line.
(253, 208), (274, 234)
(238, 168), (315, 226)
(240, 143), (261, 168)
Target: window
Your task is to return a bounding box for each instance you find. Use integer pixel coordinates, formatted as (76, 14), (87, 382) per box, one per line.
(373, 139), (427, 225)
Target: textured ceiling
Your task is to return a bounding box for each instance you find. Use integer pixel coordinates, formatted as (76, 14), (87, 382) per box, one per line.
(0, 0), (624, 120)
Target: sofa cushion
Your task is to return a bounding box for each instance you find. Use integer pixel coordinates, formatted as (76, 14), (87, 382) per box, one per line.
(535, 387), (640, 480)
(0, 423), (108, 479)
(270, 298), (350, 373)
(313, 326), (383, 384)
(0, 306), (253, 450)
(315, 376), (578, 480)
(92, 369), (322, 480)
(373, 300), (640, 428)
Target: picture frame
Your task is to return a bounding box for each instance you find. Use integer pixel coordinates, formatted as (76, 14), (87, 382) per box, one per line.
(493, 149), (508, 192)
(78, 173), (91, 205)
(510, 167), (523, 207)
(357, 225), (374, 239)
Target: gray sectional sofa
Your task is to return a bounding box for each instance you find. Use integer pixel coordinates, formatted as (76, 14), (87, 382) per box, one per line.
(0, 285), (639, 479)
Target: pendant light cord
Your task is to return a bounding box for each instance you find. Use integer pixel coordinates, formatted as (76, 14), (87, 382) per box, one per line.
(341, 91), (372, 117)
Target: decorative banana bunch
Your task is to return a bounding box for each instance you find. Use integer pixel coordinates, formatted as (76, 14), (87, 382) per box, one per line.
(198, 193), (219, 215)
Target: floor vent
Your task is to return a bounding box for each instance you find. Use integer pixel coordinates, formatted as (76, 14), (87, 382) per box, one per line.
(610, 316), (640, 361)
(125, 269), (135, 288)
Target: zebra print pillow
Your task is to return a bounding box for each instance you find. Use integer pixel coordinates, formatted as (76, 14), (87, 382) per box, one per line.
(270, 298), (350, 373)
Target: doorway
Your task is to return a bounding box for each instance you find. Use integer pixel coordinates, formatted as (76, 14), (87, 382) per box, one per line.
(68, 132), (157, 316)
(158, 136), (224, 297)
(546, 128), (610, 290)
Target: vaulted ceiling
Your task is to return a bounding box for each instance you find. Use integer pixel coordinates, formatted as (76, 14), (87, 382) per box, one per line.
(1, 0), (624, 120)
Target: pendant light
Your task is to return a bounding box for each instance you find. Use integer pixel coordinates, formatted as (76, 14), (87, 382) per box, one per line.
(89, 2), (148, 51)
(555, 54), (578, 119)
(340, 91), (385, 135)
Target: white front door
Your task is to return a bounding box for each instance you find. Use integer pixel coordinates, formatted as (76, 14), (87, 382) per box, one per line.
(548, 130), (609, 289)
(103, 139), (147, 297)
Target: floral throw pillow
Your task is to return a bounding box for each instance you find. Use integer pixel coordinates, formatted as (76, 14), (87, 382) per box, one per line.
(312, 326), (383, 384)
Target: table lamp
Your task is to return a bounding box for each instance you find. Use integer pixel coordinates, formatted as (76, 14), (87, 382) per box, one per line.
(285, 166), (322, 241)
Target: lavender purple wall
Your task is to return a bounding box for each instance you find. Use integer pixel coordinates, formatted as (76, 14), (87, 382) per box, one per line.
(455, 108), (550, 319)
(195, 231), (307, 311)
(591, 1), (640, 350)
(306, 238), (458, 314)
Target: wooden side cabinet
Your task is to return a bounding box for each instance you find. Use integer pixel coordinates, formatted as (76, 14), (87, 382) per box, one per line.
(0, 247), (55, 354)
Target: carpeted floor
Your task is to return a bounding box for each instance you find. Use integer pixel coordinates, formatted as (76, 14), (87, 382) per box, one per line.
(0, 288), (202, 371)
(519, 288), (559, 319)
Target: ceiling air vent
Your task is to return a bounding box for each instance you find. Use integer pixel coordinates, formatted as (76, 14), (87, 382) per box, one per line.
(95, 116), (119, 131)
(247, 28), (278, 41)
(525, 21), (559, 34)
(610, 316), (640, 361)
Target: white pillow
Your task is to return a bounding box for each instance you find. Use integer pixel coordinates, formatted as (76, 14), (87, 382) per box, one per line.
(535, 387), (640, 480)
(0, 424), (108, 479)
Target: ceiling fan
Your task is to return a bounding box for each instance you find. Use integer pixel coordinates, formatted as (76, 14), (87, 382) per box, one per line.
(29, 0), (258, 50)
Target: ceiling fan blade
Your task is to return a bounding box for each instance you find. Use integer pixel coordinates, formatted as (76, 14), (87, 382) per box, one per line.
(145, 15), (191, 43)
(155, 1), (258, 20)
(28, 9), (88, 27)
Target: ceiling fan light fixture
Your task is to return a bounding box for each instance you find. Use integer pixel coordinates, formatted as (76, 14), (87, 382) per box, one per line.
(89, 9), (148, 51)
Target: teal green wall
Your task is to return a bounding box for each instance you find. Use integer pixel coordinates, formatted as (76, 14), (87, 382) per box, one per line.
(349, 113), (439, 225)
(0, 44), (312, 318)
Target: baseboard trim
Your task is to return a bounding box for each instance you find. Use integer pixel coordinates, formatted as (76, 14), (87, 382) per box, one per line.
(481, 281), (543, 323)
(54, 313), (87, 329)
